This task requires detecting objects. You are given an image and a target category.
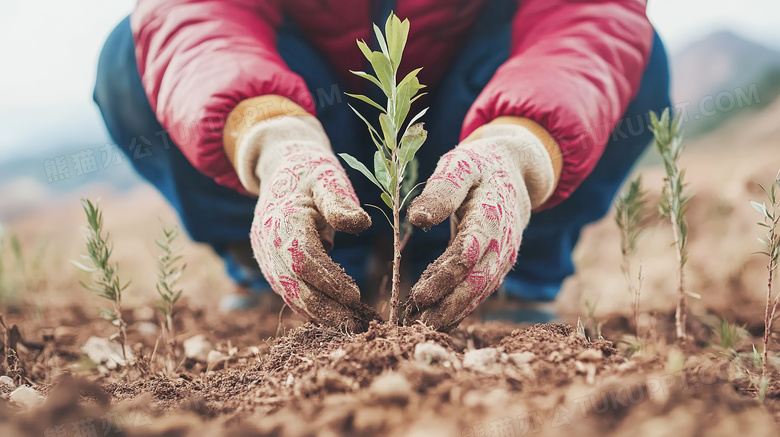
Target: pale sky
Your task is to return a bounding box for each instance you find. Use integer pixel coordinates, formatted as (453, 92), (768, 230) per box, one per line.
(0, 0), (776, 162)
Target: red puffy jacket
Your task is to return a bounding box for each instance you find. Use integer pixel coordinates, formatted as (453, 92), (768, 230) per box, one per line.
(131, 0), (653, 208)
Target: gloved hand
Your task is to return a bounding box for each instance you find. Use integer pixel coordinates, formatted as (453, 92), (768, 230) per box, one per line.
(226, 98), (380, 331)
(404, 119), (560, 331)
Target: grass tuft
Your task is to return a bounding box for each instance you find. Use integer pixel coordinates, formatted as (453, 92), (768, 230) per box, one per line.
(72, 198), (131, 381)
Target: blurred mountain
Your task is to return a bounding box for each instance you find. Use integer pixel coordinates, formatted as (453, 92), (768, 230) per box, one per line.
(671, 31), (780, 135)
(0, 146), (140, 222)
(3, 30), (780, 221)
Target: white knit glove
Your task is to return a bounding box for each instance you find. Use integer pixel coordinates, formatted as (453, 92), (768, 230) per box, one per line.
(235, 115), (380, 330)
(405, 124), (556, 331)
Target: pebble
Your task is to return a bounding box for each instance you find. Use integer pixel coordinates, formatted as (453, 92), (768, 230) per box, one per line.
(133, 306), (156, 321)
(136, 322), (159, 336)
(463, 348), (499, 371)
(368, 372), (411, 402)
(183, 335), (213, 362)
(0, 375), (15, 389)
(82, 336), (133, 369)
(207, 350), (227, 365)
(577, 349), (604, 362)
(463, 388), (510, 408)
(329, 348), (347, 360)
(9, 386), (43, 409)
(413, 342), (453, 364)
(509, 351), (536, 365)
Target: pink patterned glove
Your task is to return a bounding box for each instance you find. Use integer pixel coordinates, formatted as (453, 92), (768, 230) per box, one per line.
(234, 115), (379, 331)
(405, 123), (557, 331)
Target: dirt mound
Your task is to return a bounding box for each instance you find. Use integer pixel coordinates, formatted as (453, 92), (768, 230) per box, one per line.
(2, 320), (775, 437)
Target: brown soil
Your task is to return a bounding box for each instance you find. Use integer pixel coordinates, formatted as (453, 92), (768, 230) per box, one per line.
(2, 104), (780, 435)
(1, 301), (778, 436)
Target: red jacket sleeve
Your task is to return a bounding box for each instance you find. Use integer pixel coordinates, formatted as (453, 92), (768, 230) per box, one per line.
(461, 0), (654, 209)
(131, 0), (313, 193)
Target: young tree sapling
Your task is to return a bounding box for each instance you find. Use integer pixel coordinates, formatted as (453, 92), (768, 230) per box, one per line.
(614, 176), (647, 338)
(339, 12), (428, 325)
(650, 108), (694, 344)
(72, 199), (131, 381)
(751, 170), (780, 380)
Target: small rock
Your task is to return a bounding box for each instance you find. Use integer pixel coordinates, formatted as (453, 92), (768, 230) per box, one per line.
(368, 372), (411, 402)
(285, 374), (295, 387)
(414, 342), (453, 364)
(82, 336), (133, 369)
(585, 364), (597, 385)
(133, 306), (156, 321)
(329, 348), (346, 360)
(577, 349), (603, 362)
(9, 386), (43, 409)
(509, 351), (536, 365)
(137, 322), (159, 336)
(462, 388), (510, 408)
(463, 348), (499, 371)
(0, 376), (15, 389)
(547, 351), (563, 362)
(183, 335), (213, 362)
(207, 350), (227, 365)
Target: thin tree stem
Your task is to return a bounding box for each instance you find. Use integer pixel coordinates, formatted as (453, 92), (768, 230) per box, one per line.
(112, 295), (130, 383)
(390, 164), (402, 326)
(672, 218), (687, 343)
(763, 222), (777, 379)
(166, 313), (174, 341)
(620, 253), (639, 338)
(764, 259), (774, 379)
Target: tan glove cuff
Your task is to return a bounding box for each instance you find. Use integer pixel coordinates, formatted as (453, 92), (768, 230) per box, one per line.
(463, 117), (560, 210)
(464, 117), (562, 189)
(224, 96), (311, 167)
(223, 96), (329, 195)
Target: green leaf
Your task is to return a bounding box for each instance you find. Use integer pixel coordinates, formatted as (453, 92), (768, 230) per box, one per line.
(751, 200), (767, 216)
(386, 14), (409, 71)
(347, 104), (384, 152)
(99, 307), (116, 321)
(403, 108), (428, 138)
(374, 151), (391, 192)
(339, 153), (382, 189)
(71, 260), (96, 273)
(365, 204), (393, 226)
(394, 76), (419, 129)
(370, 51), (393, 95)
(379, 113), (396, 150)
(398, 68), (423, 89)
(685, 290), (702, 299)
(345, 93), (385, 112)
(381, 192), (393, 209)
(373, 23), (389, 58)
(409, 92), (427, 105)
(348, 71), (384, 93)
(399, 122), (427, 165)
(356, 39), (373, 62)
